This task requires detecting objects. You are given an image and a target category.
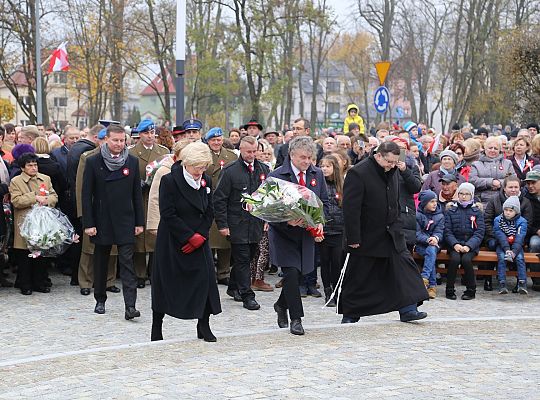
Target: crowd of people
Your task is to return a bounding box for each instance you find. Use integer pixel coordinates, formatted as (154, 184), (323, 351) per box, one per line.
(1, 107), (539, 341)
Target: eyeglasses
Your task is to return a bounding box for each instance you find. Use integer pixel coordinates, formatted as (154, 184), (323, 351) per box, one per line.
(382, 156), (398, 166)
(458, 192), (472, 197)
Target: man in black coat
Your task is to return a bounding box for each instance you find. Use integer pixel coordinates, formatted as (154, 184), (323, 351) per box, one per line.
(338, 141), (429, 323)
(275, 118), (323, 168)
(214, 136), (270, 311)
(269, 136), (329, 335)
(82, 124), (145, 319)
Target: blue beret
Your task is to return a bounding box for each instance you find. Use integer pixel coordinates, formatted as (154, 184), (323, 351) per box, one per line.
(136, 119), (156, 133)
(98, 128), (107, 140)
(98, 119), (121, 128)
(205, 127), (223, 141)
(182, 118), (202, 131)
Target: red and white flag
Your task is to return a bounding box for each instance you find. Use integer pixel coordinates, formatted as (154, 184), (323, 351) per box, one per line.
(48, 43), (69, 73)
(427, 133), (441, 154)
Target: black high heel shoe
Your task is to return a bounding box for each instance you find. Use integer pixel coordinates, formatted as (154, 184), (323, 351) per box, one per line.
(196, 320), (217, 342)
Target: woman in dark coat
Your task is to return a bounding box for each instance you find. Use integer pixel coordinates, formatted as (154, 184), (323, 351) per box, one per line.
(151, 142), (221, 342)
(338, 141), (428, 323)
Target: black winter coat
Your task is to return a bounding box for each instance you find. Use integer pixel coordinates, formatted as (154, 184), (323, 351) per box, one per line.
(398, 157), (422, 246)
(323, 179), (344, 236)
(151, 163), (221, 319)
(523, 188), (540, 236)
(37, 155), (68, 205)
(81, 153), (144, 245)
(484, 189), (533, 240)
(213, 156), (269, 244)
(66, 139), (96, 218)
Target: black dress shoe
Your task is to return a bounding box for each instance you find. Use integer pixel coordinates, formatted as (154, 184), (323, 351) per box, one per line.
(20, 288), (32, 295)
(400, 310), (428, 322)
(196, 321), (217, 342)
(106, 285), (121, 293)
(226, 288), (242, 302)
(307, 285), (322, 297)
(94, 302), (106, 314)
(33, 286), (50, 293)
(137, 278), (146, 288)
(341, 316), (360, 324)
(484, 279), (493, 291)
(243, 298), (260, 310)
(80, 288), (91, 296)
(290, 319), (305, 335)
(217, 277), (230, 286)
(274, 303), (288, 328)
(125, 306), (141, 320)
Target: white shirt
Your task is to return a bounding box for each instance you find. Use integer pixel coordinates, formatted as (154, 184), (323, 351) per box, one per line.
(290, 163), (305, 184)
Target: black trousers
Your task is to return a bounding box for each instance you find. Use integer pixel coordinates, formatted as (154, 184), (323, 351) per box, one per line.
(447, 250), (476, 290)
(17, 250), (48, 290)
(319, 239), (343, 289)
(276, 267), (304, 319)
(94, 243), (137, 307)
(228, 243), (257, 300)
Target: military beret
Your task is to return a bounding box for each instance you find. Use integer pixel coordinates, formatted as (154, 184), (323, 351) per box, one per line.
(206, 127), (223, 141)
(136, 119), (156, 133)
(182, 118), (203, 131)
(97, 128), (107, 140)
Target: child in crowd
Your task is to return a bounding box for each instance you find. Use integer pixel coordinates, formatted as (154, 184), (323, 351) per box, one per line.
(318, 155), (345, 307)
(415, 190), (445, 299)
(343, 104), (365, 135)
(493, 196), (528, 294)
(444, 183), (485, 300)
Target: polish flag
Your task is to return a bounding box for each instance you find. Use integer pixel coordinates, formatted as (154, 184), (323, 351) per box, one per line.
(48, 43), (69, 73)
(427, 133), (441, 154)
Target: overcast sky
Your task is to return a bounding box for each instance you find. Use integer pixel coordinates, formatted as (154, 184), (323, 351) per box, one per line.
(327, 0), (358, 24)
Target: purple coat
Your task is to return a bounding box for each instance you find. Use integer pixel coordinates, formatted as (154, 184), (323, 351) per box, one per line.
(268, 161), (329, 274)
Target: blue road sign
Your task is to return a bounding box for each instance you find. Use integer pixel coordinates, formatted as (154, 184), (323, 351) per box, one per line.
(374, 86), (390, 114)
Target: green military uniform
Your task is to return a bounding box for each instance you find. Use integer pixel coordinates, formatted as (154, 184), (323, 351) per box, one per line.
(207, 147), (238, 281)
(128, 141), (170, 282)
(76, 147), (118, 290)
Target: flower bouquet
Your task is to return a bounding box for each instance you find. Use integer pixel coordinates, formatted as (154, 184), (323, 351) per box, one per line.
(241, 177), (325, 238)
(19, 204), (79, 258)
(145, 154), (174, 186)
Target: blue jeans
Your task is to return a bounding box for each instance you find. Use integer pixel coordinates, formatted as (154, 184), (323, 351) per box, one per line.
(416, 245), (438, 287)
(496, 246), (526, 282)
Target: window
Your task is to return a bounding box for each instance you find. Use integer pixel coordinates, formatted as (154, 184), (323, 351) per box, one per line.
(327, 102), (340, 118)
(54, 97), (68, 107)
(53, 72), (68, 84)
(172, 97), (176, 108)
(327, 81), (340, 95)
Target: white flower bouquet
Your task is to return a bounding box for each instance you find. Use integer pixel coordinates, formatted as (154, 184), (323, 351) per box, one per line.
(241, 177), (325, 236)
(20, 204), (78, 258)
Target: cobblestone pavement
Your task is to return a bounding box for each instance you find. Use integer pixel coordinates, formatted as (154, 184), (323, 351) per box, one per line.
(1, 271), (539, 399)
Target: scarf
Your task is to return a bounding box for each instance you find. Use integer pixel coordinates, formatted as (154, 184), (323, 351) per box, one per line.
(458, 200), (473, 208)
(499, 216), (517, 238)
(0, 159), (9, 185)
(183, 166), (201, 189)
(439, 166), (456, 176)
(100, 144), (128, 171)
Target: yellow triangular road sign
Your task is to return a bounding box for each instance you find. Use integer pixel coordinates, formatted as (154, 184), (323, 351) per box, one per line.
(375, 61), (391, 86)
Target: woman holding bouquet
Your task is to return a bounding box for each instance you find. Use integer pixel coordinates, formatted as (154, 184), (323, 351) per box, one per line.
(151, 142), (221, 342)
(9, 152), (58, 295)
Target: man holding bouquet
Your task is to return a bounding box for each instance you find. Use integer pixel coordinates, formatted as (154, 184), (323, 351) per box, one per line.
(269, 136), (329, 335)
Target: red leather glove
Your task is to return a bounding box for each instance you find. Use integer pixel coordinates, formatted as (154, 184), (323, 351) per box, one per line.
(188, 233), (206, 249)
(181, 243), (196, 254)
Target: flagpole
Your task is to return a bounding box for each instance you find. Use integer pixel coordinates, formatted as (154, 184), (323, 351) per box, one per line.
(175, 0), (185, 125)
(35, 0), (43, 124)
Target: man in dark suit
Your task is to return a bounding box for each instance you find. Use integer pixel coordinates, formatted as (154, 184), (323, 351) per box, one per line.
(269, 136), (329, 335)
(275, 118), (323, 168)
(82, 124), (145, 320)
(214, 136), (270, 311)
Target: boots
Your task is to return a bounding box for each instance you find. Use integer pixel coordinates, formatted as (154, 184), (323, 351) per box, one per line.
(461, 288), (476, 300)
(151, 311), (164, 341)
(324, 287), (336, 307)
(445, 287), (457, 300)
(197, 312), (217, 342)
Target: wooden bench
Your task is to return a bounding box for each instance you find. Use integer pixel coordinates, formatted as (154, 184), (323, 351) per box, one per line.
(413, 249), (540, 278)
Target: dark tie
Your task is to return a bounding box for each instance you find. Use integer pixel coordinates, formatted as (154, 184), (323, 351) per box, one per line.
(298, 171), (305, 186)
(248, 163), (254, 173)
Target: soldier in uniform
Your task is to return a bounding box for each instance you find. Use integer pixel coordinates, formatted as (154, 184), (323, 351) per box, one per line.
(183, 119), (203, 142)
(205, 127), (238, 285)
(128, 119), (170, 288)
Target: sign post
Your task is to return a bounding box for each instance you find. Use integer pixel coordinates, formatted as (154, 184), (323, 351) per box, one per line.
(373, 61), (391, 115)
